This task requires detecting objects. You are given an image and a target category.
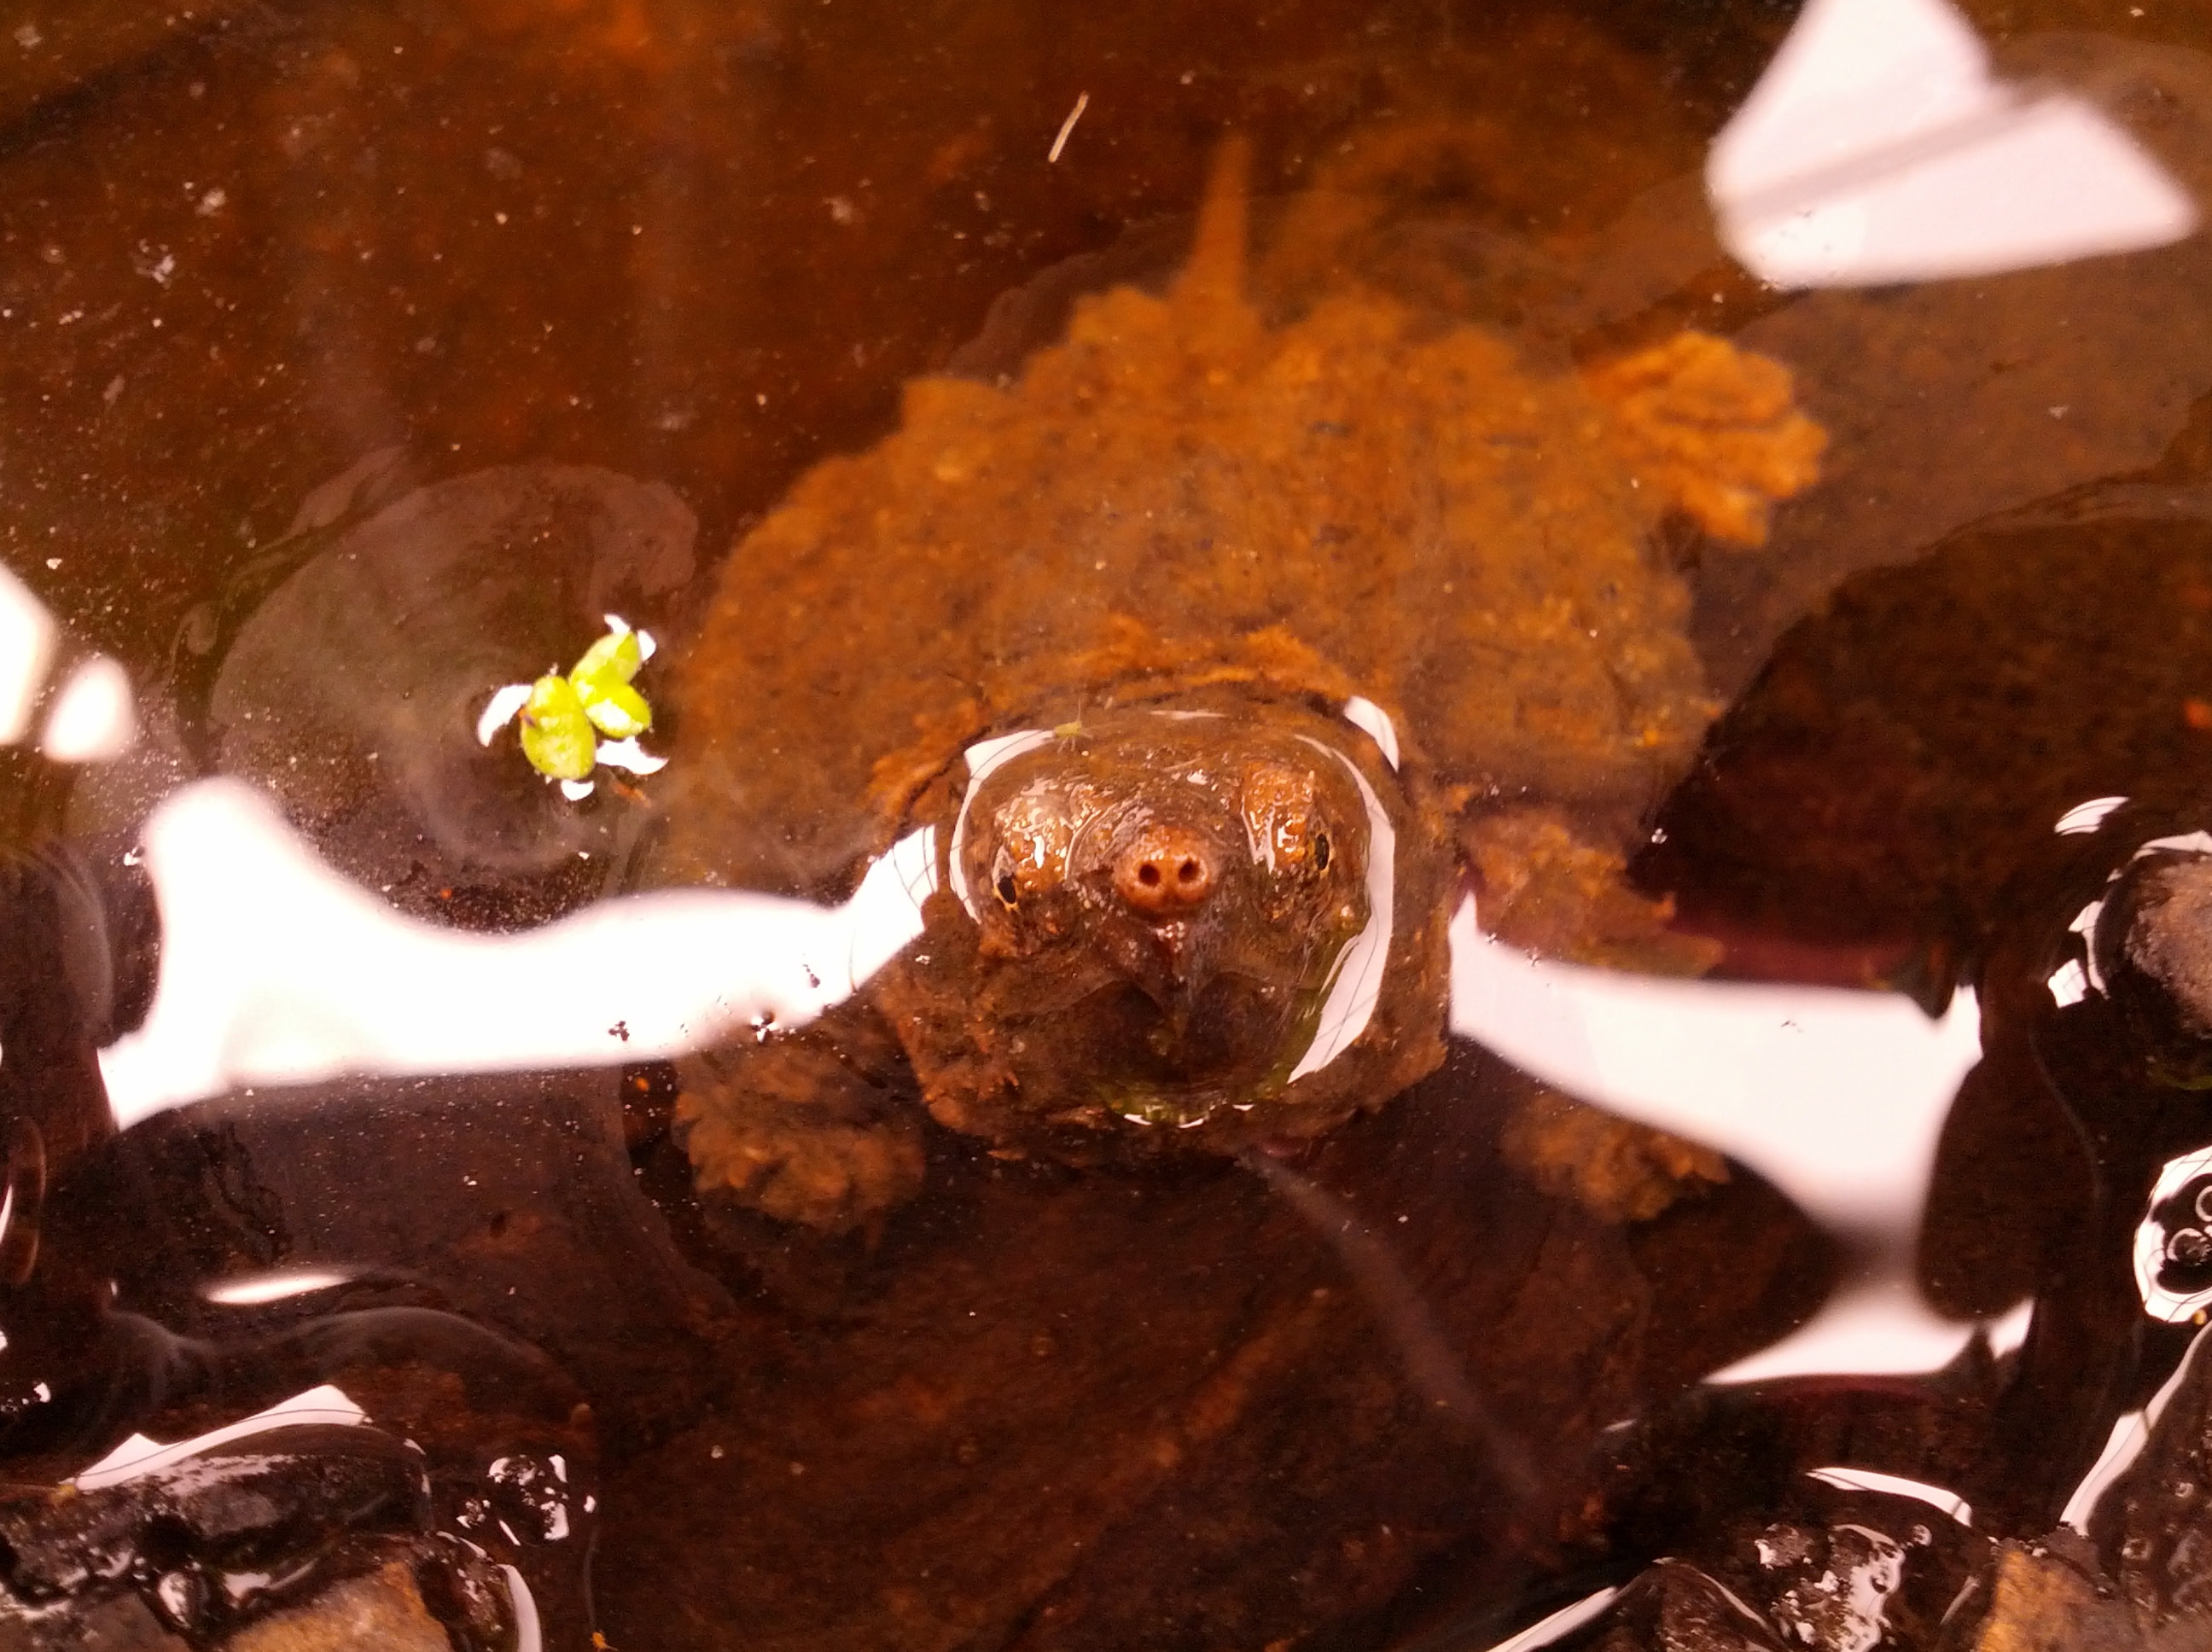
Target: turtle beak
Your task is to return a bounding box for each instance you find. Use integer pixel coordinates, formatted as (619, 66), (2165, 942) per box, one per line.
(1085, 909), (1225, 1021)
(1096, 814), (1233, 1020)
(1137, 921), (1219, 1027)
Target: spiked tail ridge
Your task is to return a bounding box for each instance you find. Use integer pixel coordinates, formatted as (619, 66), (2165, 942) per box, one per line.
(1170, 133), (1254, 320)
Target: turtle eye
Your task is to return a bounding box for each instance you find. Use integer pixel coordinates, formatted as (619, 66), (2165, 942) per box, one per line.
(1242, 760), (1327, 874)
(976, 778), (1089, 914)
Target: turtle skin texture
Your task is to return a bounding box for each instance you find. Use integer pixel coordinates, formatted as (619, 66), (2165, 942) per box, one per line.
(661, 138), (1825, 1230)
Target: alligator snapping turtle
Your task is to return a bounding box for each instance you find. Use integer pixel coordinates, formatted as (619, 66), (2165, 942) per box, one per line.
(661, 140), (1825, 1229)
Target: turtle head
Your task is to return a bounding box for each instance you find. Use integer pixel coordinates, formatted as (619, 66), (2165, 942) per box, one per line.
(887, 701), (1410, 1154)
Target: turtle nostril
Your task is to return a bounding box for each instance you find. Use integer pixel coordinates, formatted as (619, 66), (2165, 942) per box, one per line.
(1114, 828), (1216, 915)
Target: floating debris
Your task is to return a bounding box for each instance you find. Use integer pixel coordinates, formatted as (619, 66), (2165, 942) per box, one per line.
(1047, 91), (1089, 163)
(479, 614), (666, 799)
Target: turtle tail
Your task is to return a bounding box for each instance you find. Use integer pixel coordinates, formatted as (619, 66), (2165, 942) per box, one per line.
(1168, 133), (1254, 320)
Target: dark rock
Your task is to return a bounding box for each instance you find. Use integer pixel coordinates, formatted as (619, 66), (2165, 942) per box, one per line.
(0, 1590), (188, 1651)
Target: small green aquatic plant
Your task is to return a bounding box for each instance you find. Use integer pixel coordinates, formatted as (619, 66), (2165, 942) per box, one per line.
(477, 614), (667, 800)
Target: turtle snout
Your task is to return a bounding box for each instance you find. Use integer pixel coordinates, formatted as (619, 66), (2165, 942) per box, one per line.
(1112, 823), (1219, 917)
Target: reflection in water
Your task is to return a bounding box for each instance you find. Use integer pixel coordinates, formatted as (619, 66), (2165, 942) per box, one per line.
(652, 129), (1825, 1271)
(96, 777), (926, 1122)
(8, 1), (2212, 1646)
(1914, 806), (2212, 1639)
(0, 847), (618, 1642)
(0, 563), (53, 747)
(1805, 1465), (1973, 1528)
(2060, 1323), (2211, 1538)
(38, 654), (137, 763)
(1709, 0), (2197, 288)
(69, 1379), (371, 1490)
(1451, 900), (1992, 1382)
(2134, 1146), (2212, 1325)
(100, 773), (1977, 1370)
(0, 560), (135, 764)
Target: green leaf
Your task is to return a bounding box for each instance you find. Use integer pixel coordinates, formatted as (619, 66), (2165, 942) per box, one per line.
(570, 625), (643, 692)
(580, 678), (652, 738)
(518, 673), (597, 780)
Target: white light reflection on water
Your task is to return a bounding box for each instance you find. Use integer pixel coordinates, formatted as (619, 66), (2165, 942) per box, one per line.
(99, 779), (2002, 1385)
(1807, 1465), (1973, 1526)
(38, 654), (137, 763)
(2133, 1144), (2212, 1324)
(0, 561), (55, 747)
(0, 561), (138, 764)
(1449, 901), (1976, 1239)
(499, 1565), (544, 1652)
(2061, 1320), (2212, 1534)
(1478, 1587), (1621, 1652)
(60, 1364), (544, 1652)
(2055, 1145), (2212, 1530)
(1708, 0), (2197, 288)
(201, 1266), (360, 1306)
(1447, 900), (1995, 1383)
(99, 779), (934, 1126)
(2055, 796), (2129, 836)
(68, 1382), (368, 1492)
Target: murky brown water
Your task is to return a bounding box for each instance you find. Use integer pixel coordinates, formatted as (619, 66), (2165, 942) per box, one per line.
(10, 1), (2212, 1649)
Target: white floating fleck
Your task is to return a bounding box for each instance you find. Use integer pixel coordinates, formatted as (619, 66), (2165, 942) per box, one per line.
(475, 683), (532, 745)
(1048, 92), (1089, 164)
(594, 736), (666, 775)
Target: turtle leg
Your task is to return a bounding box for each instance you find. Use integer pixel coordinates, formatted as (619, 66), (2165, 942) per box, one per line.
(674, 996), (925, 1233)
(1582, 330), (1826, 548)
(1462, 806), (1717, 975)
(1463, 806), (1730, 1224)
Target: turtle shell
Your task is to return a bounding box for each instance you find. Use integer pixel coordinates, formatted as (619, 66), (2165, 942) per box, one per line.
(661, 139), (1820, 905)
